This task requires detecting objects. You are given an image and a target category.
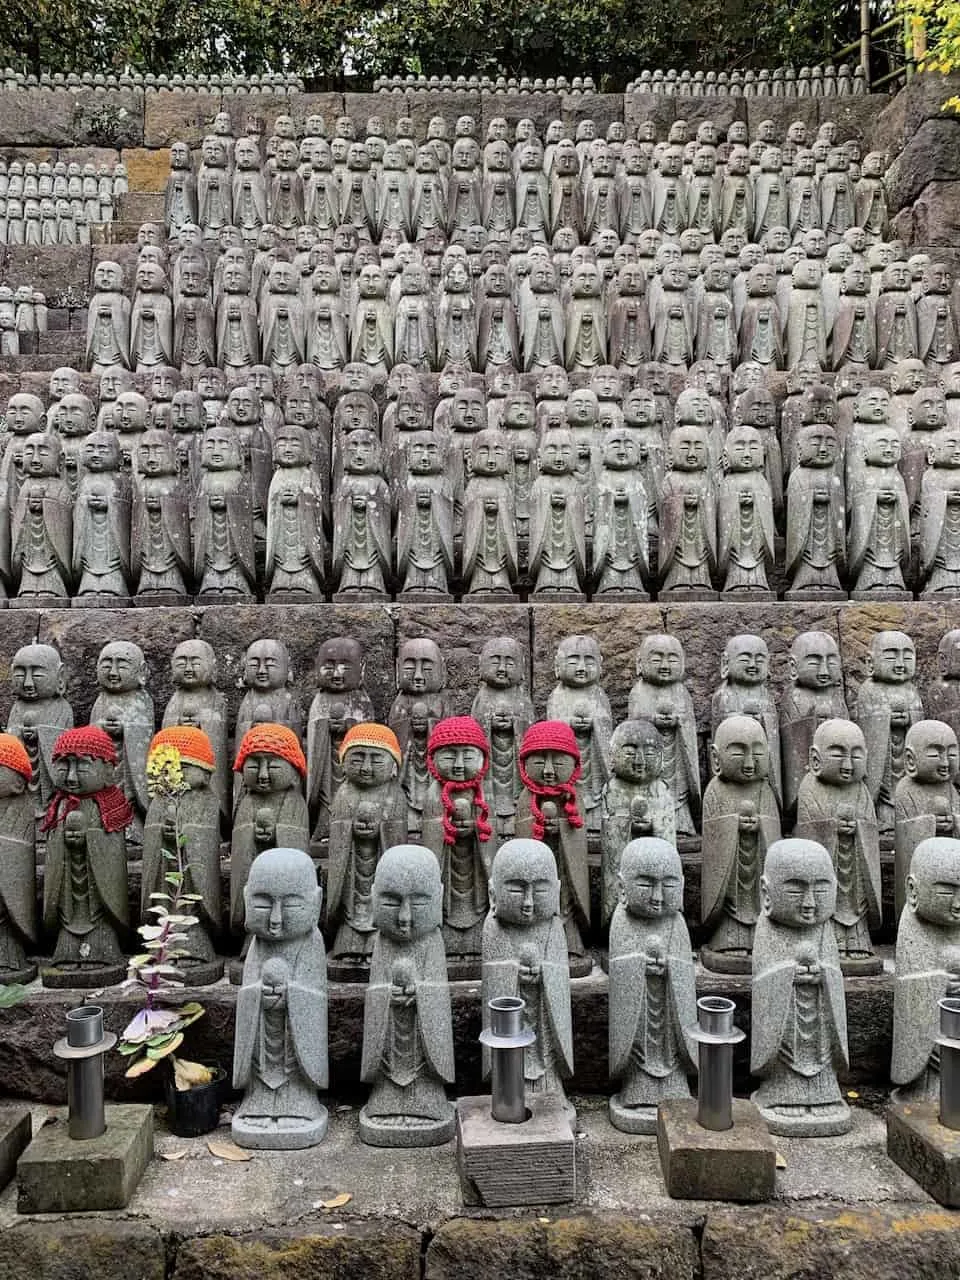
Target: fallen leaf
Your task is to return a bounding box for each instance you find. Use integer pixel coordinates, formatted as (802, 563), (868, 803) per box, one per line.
(124, 1055), (159, 1079)
(775, 1152), (787, 1170)
(846, 1090), (860, 1099)
(207, 1139), (252, 1162)
(320, 1192), (352, 1209)
(161, 1149), (188, 1161)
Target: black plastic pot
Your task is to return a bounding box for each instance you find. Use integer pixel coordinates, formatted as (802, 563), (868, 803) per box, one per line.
(164, 1065), (225, 1137)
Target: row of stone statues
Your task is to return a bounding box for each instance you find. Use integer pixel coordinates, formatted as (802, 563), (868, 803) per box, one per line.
(0, 68), (305, 92)
(0, 285), (47, 357)
(626, 62), (867, 96)
(0, 160), (123, 244)
(163, 121), (884, 250)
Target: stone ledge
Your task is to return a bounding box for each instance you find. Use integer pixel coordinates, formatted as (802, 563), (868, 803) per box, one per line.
(171, 1225), (422, 1280)
(0, 1220), (166, 1280)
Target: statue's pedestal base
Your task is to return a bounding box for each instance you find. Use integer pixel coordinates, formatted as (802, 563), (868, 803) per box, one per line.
(658, 588), (719, 603)
(0, 1109), (31, 1192)
(131, 591), (190, 608)
(41, 961), (127, 990)
(178, 957), (224, 986)
(752, 1092), (852, 1137)
(839, 953), (884, 977)
(610, 1093), (673, 1135)
(721, 589), (776, 603)
(232, 1104), (328, 1151)
(72, 594), (131, 610)
(850, 589), (911, 602)
(0, 962), (37, 985)
(17, 1103), (153, 1213)
(456, 1093), (576, 1206)
(359, 1100), (455, 1148)
(785, 587), (847, 602)
(699, 945), (751, 975)
(10, 596), (62, 609)
(657, 1098), (776, 1201)
(887, 1101), (960, 1206)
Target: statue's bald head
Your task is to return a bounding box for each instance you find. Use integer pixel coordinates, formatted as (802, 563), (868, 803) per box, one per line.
(490, 838), (560, 924)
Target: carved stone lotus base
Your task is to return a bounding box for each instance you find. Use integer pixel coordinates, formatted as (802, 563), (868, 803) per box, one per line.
(752, 1093), (852, 1137)
(851, 588), (911, 602)
(72, 594), (132, 610)
(699, 944), (752, 974)
(658, 588), (719, 602)
(40, 961), (127, 989)
(609, 1095), (659, 1134)
(232, 1104), (328, 1151)
(0, 962), (37, 985)
(178, 957), (224, 986)
(785, 587), (847, 602)
(359, 1100), (456, 1148)
(132, 591), (190, 608)
(839, 952), (884, 976)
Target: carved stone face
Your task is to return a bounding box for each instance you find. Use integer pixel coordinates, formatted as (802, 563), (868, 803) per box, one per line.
(244, 640), (288, 691)
(344, 429), (379, 474)
(241, 752), (299, 794)
(201, 428), (240, 470)
(5, 394), (44, 434)
(537, 432), (574, 475)
(373, 845), (442, 940)
(452, 389), (485, 433)
(522, 748), (576, 787)
(909, 839), (960, 925)
(342, 744), (396, 787)
(171, 392), (202, 433)
(171, 639), (216, 689)
(12, 645), (62, 700)
(929, 429), (960, 469)
(762, 840), (837, 927)
(670, 426), (708, 471)
(82, 432), (119, 472)
(490, 840), (560, 923)
(796, 424), (837, 469)
(602, 429), (639, 471)
(911, 388), (948, 430)
(407, 435), (442, 474)
(227, 387), (260, 426)
(273, 426), (310, 467)
(724, 426), (764, 473)
(53, 752), (115, 797)
(398, 640), (443, 694)
(471, 432), (509, 477)
(790, 632), (841, 692)
(722, 636), (769, 687)
(854, 386), (890, 424)
(317, 639), (362, 692)
(906, 721), (959, 784)
(555, 636), (601, 688)
(638, 636), (683, 684)
(811, 719), (867, 785)
(49, 367), (80, 399)
(863, 427), (900, 467)
(712, 715), (768, 783)
(23, 433), (60, 477)
(620, 839), (682, 917)
(611, 720), (662, 783)
(480, 639), (521, 689)
(244, 849), (321, 941)
(432, 741), (484, 782)
(97, 641), (145, 693)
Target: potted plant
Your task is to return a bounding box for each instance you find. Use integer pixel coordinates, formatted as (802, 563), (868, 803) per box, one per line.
(118, 735), (222, 1136)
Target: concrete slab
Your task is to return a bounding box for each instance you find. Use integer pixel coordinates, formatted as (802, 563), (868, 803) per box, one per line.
(657, 1098), (777, 1202)
(887, 1100), (960, 1207)
(17, 1103), (153, 1212)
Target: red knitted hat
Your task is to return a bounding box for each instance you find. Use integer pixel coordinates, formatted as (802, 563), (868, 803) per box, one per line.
(427, 716), (492, 846)
(0, 733), (32, 781)
(149, 726), (216, 772)
(52, 726), (118, 765)
(518, 720), (584, 839)
(233, 723), (307, 779)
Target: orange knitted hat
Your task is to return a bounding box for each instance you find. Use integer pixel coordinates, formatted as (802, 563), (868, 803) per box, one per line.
(149, 726), (216, 772)
(233, 723), (307, 779)
(339, 722), (402, 767)
(0, 733), (32, 781)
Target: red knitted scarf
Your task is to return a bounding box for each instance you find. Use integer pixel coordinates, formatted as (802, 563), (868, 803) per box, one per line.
(426, 717), (493, 848)
(518, 758), (584, 840)
(41, 787), (134, 835)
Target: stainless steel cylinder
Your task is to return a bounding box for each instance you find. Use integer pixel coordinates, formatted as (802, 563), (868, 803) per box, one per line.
(65, 1006), (106, 1140)
(489, 997), (528, 1123)
(939, 997), (960, 1130)
(696, 996), (737, 1133)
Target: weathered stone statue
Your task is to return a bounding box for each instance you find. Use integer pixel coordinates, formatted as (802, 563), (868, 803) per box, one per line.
(516, 721), (590, 971)
(306, 638), (374, 845)
(142, 726), (222, 984)
(738, 263), (783, 368)
(389, 640), (451, 839)
(856, 630), (924, 837)
(780, 631), (849, 824)
(234, 640), (302, 762)
(332, 428), (392, 600)
(130, 259), (173, 370)
(233, 846), (328, 1149)
(264, 423), (325, 602)
(651, 262), (694, 369)
(658, 424), (717, 599)
(784, 423), (845, 599)
(927, 629), (960, 746)
(359, 843), (455, 1145)
(892, 836), (960, 1102)
(163, 639), (229, 827)
(85, 259), (130, 374)
(396, 432), (454, 600)
(876, 264), (919, 368)
(194, 426), (256, 602)
(608, 837), (696, 1132)
(919, 425), (960, 596)
(89, 641), (154, 846)
(751, 838), (851, 1136)
(164, 141), (198, 235)
(482, 838), (574, 1113)
(230, 725), (310, 945)
(917, 263), (958, 371)
(796, 719), (882, 973)
(716, 424), (775, 598)
(600, 720), (676, 926)
(628, 635), (700, 838)
(421, 716), (494, 972)
(41, 726), (132, 987)
(73, 432), (131, 606)
(701, 714), (781, 973)
(848, 426), (910, 599)
(546, 636), (612, 839)
(460, 430), (517, 600)
(12, 432), (72, 603)
(593, 426), (650, 599)
(528, 430), (587, 599)
(327, 724), (406, 975)
(131, 430), (192, 605)
(468, 638), (534, 841)
(7, 643), (73, 814)
(0, 733), (37, 982)
(710, 635), (782, 808)
(894, 721), (960, 921)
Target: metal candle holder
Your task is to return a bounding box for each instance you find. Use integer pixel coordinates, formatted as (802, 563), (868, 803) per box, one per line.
(479, 996), (536, 1124)
(690, 995), (745, 1132)
(937, 996), (960, 1131)
(53, 1005), (117, 1140)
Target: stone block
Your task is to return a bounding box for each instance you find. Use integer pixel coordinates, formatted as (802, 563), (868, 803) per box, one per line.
(392, 602), (528, 718)
(55, 146), (121, 171)
(38, 332), (85, 360)
(887, 1100), (960, 1206)
(820, 94), (882, 145)
(656, 1097), (777, 1201)
(0, 1109), (31, 1191)
(426, 1215), (701, 1280)
(886, 117), (960, 213)
(675, 96), (747, 136)
(122, 146), (174, 193)
(406, 92), (483, 142)
(346, 92), (410, 139)
(456, 1092), (576, 1206)
(68, 90), (145, 149)
(897, 179), (960, 248)
(1, 245), (92, 306)
(701, 1203), (960, 1279)
(37, 606), (196, 727)
(0, 146), (58, 166)
(745, 98), (818, 143)
(0, 1221), (165, 1280)
(0, 90), (88, 146)
(561, 94), (625, 139)
(117, 191), (165, 225)
(17, 1103), (153, 1212)
(481, 94), (563, 139)
(220, 93), (344, 143)
(623, 92), (677, 139)
(171, 1225), (421, 1280)
(144, 93), (223, 148)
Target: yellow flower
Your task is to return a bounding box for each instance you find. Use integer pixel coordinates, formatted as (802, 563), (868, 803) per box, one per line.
(146, 744), (187, 799)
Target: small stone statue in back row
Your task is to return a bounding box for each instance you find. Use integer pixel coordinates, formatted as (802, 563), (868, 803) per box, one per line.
(751, 838), (852, 1136)
(306, 638), (374, 845)
(390, 639), (450, 841)
(608, 838), (697, 1133)
(359, 843), (455, 1146)
(7, 643), (73, 812)
(856, 630), (923, 838)
(894, 721), (960, 920)
(780, 631), (849, 825)
(90, 641), (154, 847)
(628, 635), (701, 839)
(470, 637), (534, 840)
(547, 636), (612, 839)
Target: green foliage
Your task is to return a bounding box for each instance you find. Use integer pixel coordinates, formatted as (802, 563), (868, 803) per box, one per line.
(0, 0), (858, 87)
(901, 0), (960, 108)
